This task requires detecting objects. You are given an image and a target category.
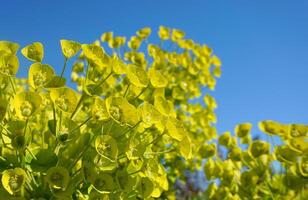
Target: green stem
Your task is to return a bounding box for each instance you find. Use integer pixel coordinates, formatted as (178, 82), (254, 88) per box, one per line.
(123, 83), (130, 98)
(116, 121), (142, 139)
(26, 147), (37, 160)
(8, 76), (16, 94)
(69, 134), (95, 169)
(145, 148), (176, 155)
(70, 94), (85, 119)
(52, 103), (57, 135)
(129, 169), (142, 175)
(146, 132), (165, 146)
(0, 123), (12, 136)
(134, 85), (149, 100)
(68, 116), (92, 135)
(92, 72), (113, 92)
(60, 58), (68, 78)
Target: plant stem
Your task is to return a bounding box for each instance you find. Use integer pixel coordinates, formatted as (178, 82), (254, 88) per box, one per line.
(134, 85), (149, 100)
(70, 94), (85, 119)
(123, 83), (130, 98)
(92, 72), (113, 92)
(116, 121), (142, 139)
(68, 116), (92, 135)
(8, 76), (16, 94)
(60, 58), (68, 78)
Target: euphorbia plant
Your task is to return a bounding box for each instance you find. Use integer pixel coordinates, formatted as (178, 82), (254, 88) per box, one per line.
(0, 26), (221, 199)
(0, 26), (307, 200)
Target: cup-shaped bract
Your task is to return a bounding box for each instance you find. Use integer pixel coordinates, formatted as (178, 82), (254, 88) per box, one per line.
(21, 42), (44, 62)
(228, 147), (242, 162)
(136, 27), (151, 39)
(165, 118), (186, 141)
(240, 170), (259, 187)
(1, 168), (27, 195)
(138, 177), (154, 199)
(111, 54), (126, 75)
(127, 64), (149, 88)
(28, 62), (55, 89)
(101, 32), (113, 43)
(108, 36), (126, 49)
(248, 141), (270, 158)
(12, 91), (42, 119)
(0, 53), (19, 76)
(158, 26), (170, 40)
(105, 96), (140, 126)
(116, 169), (137, 192)
(297, 156), (308, 178)
(154, 96), (175, 117)
(46, 166), (70, 190)
(258, 120), (288, 137)
(91, 97), (109, 121)
(289, 124), (308, 138)
(235, 123), (252, 138)
(171, 28), (185, 42)
(95, 135), (118, 160)
(90, 172), (114, 193)
(179, 136), (192, 160)
(0, 41), (19, 55)
(50, 87), (78, 113)
(218, 131), (232, 147)
(149, 68), (168, 88)
(275, 146), (300, 164)
(60, 40), (81, 59)
(289, 137), (308, 154)
(199, 143), (216, 158)
(128, 36), (142, 50)
(140, 101), (161, 128)
(81, 44), (108, 71)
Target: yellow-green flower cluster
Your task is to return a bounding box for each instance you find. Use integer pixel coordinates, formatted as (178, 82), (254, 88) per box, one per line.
(0, 26), (306, 200)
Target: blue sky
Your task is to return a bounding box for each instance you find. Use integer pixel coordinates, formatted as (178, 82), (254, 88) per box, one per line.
(1, 0), (307, 137)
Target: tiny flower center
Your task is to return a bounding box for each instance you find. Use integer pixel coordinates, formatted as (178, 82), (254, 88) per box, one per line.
(20, 101), (33, 117)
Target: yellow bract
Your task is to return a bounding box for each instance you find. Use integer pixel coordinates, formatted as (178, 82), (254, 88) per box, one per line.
(0, 53), (19, 76)
(171, 29), (185, 41)
(28, 62), (55, 89)
(136, 27), (151, 39)
(158, 26), (170, 40)
(1, 168), (27, 195)
(249, 141), (270, 158)
(12, 91), (42, 119)
(50, 87), (78, 113)
(179, 136), (192, 159)
(149, 68), (168, 88)
(21, 42), (44, 62)
(128, 36), (142, 50)
(235, 123), (252, 138)
(166, 118), (186, 141)
(126, 64), (149, 88)
(95, 135), (118, 160)
(105, 96), (140, 126)
(108, 36), (126, 49)
(60, 40), (81, 59)
(46, 166), (70, 190)
(101, 32), (113, 42)
(81, 44), (108, 70)
(0, 41), (19, 55)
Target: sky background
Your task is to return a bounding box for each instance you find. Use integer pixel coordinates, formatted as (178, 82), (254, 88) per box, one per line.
(1, 0), (307, 138)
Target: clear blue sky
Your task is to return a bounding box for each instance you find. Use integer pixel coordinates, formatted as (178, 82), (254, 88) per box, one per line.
(1, 0), (308, 137)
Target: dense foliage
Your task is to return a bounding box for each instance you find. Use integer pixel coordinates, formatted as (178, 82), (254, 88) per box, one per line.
(0, 27), (307, 199)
